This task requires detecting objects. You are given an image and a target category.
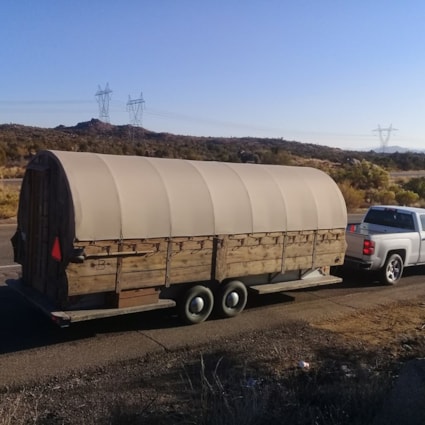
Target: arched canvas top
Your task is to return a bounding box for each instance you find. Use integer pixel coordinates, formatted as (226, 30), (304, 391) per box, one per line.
(38, 150), (347, 241)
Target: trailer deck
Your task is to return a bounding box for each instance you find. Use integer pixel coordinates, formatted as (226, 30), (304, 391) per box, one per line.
(7, 279), (176, 327)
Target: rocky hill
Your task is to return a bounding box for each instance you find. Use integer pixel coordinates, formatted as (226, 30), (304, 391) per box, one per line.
(0, 119), (425, 172)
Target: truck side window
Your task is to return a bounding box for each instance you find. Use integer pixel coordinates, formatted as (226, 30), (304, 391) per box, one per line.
(399, 214), (414, 230)
(420, 215), (425, 231)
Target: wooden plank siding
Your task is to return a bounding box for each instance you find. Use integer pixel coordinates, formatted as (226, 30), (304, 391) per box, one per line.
(64, 229), (346, 308)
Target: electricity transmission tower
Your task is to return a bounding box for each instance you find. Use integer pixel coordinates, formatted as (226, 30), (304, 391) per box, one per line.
(127, 92), (145, 142)
(127, 92), (145, 127)
(95, 83), (113, 123)
(373, 124), (398, 153)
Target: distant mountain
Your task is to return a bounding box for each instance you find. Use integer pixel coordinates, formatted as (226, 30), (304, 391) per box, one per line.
(372, 145), (425, 154)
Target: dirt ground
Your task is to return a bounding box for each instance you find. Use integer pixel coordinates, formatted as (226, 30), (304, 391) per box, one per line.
(314, 298), (425, 351)
(1, 297), (425, 425)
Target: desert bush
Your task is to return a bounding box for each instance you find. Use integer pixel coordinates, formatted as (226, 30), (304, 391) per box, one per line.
(367, 189), (396, 205)
(259, 149), (292, 165)
(395, 189), (419, 206)
(0, 145), (6, 167)
(403, 177), (425, 200)
(332, 160), (390, 191)
(337, 181), (365, 211)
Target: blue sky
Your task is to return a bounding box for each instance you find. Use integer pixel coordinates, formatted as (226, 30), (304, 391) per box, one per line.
(1, 0), (425, 150)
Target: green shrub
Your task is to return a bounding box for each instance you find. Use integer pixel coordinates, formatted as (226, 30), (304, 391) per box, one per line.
(403, 177), (425, 200)
(367, 189), (396, 205)
(395, 189), (419, 206)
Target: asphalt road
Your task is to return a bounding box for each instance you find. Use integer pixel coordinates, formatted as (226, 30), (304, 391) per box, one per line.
(2, 264), (425, 387)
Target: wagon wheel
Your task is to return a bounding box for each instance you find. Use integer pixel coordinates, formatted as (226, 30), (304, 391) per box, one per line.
(215, 280), (248, 318)
(379, 253), (404, 285)
(178, 285), (214, 325)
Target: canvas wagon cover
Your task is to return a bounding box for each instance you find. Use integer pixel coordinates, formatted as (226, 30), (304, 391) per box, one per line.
(42, 150), (347, 241)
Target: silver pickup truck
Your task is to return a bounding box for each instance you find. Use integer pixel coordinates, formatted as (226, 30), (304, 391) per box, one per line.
(345, 205), (425, 285)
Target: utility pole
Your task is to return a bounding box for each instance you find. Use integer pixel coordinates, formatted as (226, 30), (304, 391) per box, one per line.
(373, 124), (398, 153)
(95, 83), (113, 123)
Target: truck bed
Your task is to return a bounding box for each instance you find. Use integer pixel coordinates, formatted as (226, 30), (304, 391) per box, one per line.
(345, 222), (417, 260)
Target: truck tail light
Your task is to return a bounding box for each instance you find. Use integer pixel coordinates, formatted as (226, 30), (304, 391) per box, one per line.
(51, 236), (62, 262)
(363, 239), (375, 256)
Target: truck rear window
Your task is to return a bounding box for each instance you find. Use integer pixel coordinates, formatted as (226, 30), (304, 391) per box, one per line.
(364, 209), (415, 230)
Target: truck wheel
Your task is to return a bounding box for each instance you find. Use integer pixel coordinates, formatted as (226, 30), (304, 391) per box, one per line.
(380, 253), (404, 285)
(215, 280), (248, 318)
(178, 285), (214, 325)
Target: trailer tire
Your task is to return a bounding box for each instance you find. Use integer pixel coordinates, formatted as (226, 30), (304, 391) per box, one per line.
(379, 253), (404, 285)
(178, 285), (214, 325)
(215, 280), (248, 318)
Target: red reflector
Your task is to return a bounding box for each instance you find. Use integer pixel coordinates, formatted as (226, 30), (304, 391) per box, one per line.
(363, 239), (375, 256)
(349, 224), (356, 232)
(51, 236), (62, 261)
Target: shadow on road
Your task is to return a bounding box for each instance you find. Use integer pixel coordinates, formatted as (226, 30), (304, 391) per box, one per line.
(0, 283), (184, 355)
(2, 266), (423, 355)
(0, 282), (297, 355)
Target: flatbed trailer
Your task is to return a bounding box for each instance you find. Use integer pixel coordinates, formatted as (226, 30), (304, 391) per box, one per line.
(8, 272), (340, 327)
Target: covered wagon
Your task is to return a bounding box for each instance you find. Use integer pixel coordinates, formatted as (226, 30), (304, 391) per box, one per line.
(11, 150), (347, 325)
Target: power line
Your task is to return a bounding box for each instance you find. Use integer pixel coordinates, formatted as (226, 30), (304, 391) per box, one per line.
(0, 100), (93, 105)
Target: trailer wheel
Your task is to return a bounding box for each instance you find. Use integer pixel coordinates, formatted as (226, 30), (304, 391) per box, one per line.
(178, 285), (214, 325)
(216, 280), (248, 318)
(380, 253), (404, 285)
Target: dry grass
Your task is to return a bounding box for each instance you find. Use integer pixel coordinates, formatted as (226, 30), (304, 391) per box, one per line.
(0, 390), (40, 425)
(179, 355), (391, 425)
(0, 166), (25, 179)
(0, 354), (392, 425)
(0, 186), (19, 219)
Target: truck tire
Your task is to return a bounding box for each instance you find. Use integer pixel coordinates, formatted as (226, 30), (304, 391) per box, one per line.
(380, 253), (404, 285)
(178, 285), (214, 325)
(215, 280), (248, 318)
